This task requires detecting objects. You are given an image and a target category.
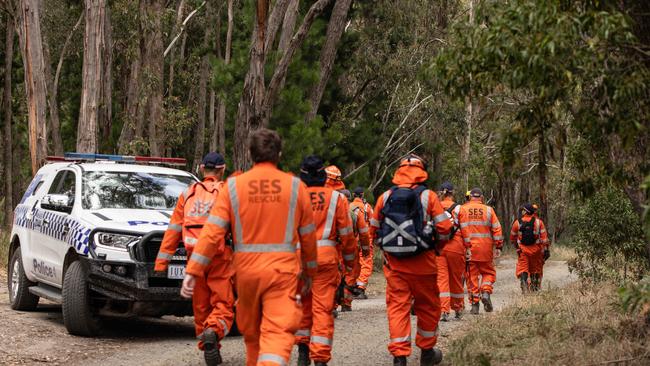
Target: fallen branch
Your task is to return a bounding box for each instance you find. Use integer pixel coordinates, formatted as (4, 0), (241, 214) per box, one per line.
(164, 1), (206, 58)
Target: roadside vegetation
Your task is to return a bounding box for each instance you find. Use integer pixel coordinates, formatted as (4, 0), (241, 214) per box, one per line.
(0, 229), (8, 270)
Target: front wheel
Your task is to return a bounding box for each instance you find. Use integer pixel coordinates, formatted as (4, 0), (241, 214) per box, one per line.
(62, 260), (102, 336)
(8, 248), (40, 311)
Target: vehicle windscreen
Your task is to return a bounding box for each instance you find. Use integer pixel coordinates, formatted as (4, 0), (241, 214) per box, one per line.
(82, 171), (195, 210)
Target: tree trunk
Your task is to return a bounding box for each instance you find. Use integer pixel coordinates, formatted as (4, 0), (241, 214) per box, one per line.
(461, 98), (473, 191)
(140, 0), (164, 156)
(212, 0), (233, 155)
(41, 33), (63, 155)
(99, 4), (113, 150)
(17, 0), (49, 174)
(194, 56), (209, 169)
(77, 0), (107, 153)
(3, 16), (15, 227)
(167, 0), (186, 97)
(538, 126), (548, 222)
(278, 0), (299, 54)
(118, 55), (141, 154)
(305, 0), (351, 123)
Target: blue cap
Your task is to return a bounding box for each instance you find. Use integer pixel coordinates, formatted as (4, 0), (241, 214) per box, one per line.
(440, 181), (454, 192)
(202, 152), (226, 169)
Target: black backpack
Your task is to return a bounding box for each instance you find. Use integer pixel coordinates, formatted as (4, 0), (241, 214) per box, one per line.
(518, 217), (536, 246)
(377, 185), (434, 257)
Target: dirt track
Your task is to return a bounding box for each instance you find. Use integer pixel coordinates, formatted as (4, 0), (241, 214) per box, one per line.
(0, 258), (574, 365)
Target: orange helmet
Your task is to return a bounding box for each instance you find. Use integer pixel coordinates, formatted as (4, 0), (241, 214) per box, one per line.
(399, 154), (427, 170)
(325, 165), (345, 190)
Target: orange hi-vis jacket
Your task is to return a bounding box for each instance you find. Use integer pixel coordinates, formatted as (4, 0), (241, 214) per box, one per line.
(350, 198), (371, 253)
(440, 198), (468, 255)
(155, 176), (223, 272)
(369, 164), (453, 275)
(186, 162), (318, 278)
(458, 198), (504, 262)
(305, 186), (356, 269)
(510, 214), (549, 250)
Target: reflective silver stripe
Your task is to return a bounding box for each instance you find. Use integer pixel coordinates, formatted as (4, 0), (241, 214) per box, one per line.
(208, 215), (229, 229)
(228, 178), (243, 243)
(384, 246), (418, 253)
(310, 335), (333, 346)
(460, 221), (490, 228)
(463, 237), (471, 243)
(345, 266), (353, 272)
(183, 187), (192, 200)
(421, 189), (430, 222)
(382, 218), (417, 244)
(299, 223), (316, 235)
(184, 237), (199, 245)
(453, 204), (461, 216)
(382, 191), (391, 204)
(190, 252), (211, 266)
(317, 240), (337, 247)
(257, 353), (287, 366)
(493, 235), (504, 241)
(156, 252), (173, 260)
(218, 319), (230, 336)
(338, 226), (352, 236)
(540, 229), (546, 234)
(482, 281), (493, 286)
(305, 260), (317, 269)
(439, 292), (451, 297)
(486, 206), (492, 223)
(322, 191), (340, 240)
(361, 246), (369, 250)
(358, 227), (369, 234)
(168, 223), (182, 232)
(296, 329), (311, 337)
(234, 243), (296, 253)
(356, 281), (367, 287)
(433, 212), (448, 224)
(450, 293), (466, 298)
(491, 222), (501, 229)
(370, 218), (380, 227)
(343, 253), (355, 261)
(284, 177), (301, 244)
(417, 327), (438, 338)
(469, 233), (492, 239)
(390, 335), (411, 343)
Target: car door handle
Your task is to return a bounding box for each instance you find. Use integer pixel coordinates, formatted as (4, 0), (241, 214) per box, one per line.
(42, 219), (50, 227)
(62, 224), (70, 235)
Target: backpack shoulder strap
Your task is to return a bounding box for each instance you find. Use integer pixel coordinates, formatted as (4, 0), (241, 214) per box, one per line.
(447, 202), (459, 214)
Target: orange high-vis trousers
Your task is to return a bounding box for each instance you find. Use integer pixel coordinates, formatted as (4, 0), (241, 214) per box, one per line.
(343, 250), (361, 307)
(191, 249), (235, 349)
(515, 246), (544, 278)
(468, 261), (496, 304)
(236, 267), (302, 366)
(356, 241), (374, 290)
(435, 251), (466, 313)
(295, 263), (340, 363)
(384, 267), (441, 357)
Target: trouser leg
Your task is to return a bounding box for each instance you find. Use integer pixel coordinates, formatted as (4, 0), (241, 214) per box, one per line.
(384, 266), (413, 357)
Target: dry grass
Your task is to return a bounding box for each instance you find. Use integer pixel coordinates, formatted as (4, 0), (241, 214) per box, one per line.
(550, 245), (576, 262)
(0, 229), (9, 270)
(446, 282), (650, 365)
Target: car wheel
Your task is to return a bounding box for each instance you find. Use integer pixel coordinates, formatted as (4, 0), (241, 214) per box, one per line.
(8, 248), (40, 311)
(62, 260), (102, 336)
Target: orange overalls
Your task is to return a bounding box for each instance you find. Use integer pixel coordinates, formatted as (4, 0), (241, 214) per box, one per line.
(342, 201), (371, 308)
(186, 163), (318, 366)
(352, 198), (374, 290)
(510, 214), (549, 284)
(436, 198), (469, 314)
(295, 187), (356, 363)
(370, 163), (452, 358)
(458, 199), (503, 304)
(154, 176), (234, 347)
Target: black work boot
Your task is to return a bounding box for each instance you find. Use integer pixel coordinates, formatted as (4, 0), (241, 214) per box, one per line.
(355, 289), (368, 299)
(340, 305), (352, 312)
(520, 272), (529, 294)
(470, 302), (480, 315)
(297, 343), (310, 366)
(200, 328), (222, 366)
(393, 356), (407, 366)
(332, 309), (339, 319)
(481, 292), (493, 312)
(314, 363), (328, 366)
(531, 274), (541, 292)
(440, 312), (449, 322)
(454, 310), (463, 320)
(421, 348), (443, 366)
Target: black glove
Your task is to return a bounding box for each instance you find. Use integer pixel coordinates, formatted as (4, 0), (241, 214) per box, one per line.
(543, 248), (550, 261)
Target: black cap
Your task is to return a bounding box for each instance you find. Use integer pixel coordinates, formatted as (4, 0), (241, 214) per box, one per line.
(202, 152), (226, 169)
(300, 155), (326, 187)
(340, 189), (351, 199)
(353, 186), (364, 196)
(470, 187), (483, 197)
(523, 203), (535, 214)
(440, 181), (454, 192)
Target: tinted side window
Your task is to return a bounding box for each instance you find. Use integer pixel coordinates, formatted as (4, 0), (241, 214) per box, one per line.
(48, 171), (76, 197)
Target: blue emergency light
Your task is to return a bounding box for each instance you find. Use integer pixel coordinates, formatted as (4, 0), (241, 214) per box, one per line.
(46, 153), (187, 166)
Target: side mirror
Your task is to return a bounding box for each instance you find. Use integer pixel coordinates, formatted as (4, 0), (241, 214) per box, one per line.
(42, 194), (74, 214)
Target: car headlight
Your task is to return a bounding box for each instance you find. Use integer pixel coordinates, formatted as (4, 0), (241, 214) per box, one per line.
(94, 232), (141, 250)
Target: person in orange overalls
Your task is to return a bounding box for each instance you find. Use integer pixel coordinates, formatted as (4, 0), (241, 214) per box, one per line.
(436, 182), (470, 321)
(458, 188), (504, 315)
(154, 152), (233, 365)
(370, 155), (452, 366)
(339, 188), (370, 311)
(351, 187), (374, 299)
(295, 156), (356, 366)
(510, 203), (549, 293)
(182, 129), (318, 366)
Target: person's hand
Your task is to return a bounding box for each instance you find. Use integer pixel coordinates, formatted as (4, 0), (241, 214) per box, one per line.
(544, 248), (551, 261)
(495, 248), (502, 258)
(181, 274), (196, 298)
(516, 248), (522, 257)
(301, 275), (313, 296)
(465, 249), (471, 261)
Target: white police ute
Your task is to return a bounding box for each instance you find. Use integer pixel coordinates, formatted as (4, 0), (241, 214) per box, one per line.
(7, 153), (198, 336)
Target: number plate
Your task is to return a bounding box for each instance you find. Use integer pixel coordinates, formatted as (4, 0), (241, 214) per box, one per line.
(167, 264), (186, 279)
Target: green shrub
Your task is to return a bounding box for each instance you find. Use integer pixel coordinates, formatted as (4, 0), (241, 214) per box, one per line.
(568, 187), (648, 282)
(620, 276), (650, 323)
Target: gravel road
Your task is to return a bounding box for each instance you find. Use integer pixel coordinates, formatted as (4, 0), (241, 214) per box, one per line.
(0, 258), (574, 365)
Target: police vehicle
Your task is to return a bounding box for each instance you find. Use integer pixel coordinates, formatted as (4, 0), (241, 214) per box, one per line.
(7, 153), (198, 336)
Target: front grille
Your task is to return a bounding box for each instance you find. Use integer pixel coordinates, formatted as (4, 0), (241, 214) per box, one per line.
(132, 231), (187, 263)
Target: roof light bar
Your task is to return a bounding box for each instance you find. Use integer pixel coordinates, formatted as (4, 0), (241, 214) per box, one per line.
(45, 153), (187, 167)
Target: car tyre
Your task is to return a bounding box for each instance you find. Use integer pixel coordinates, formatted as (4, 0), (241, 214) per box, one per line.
(62, 260), (102, 336)
(8, 248), (40, 311)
